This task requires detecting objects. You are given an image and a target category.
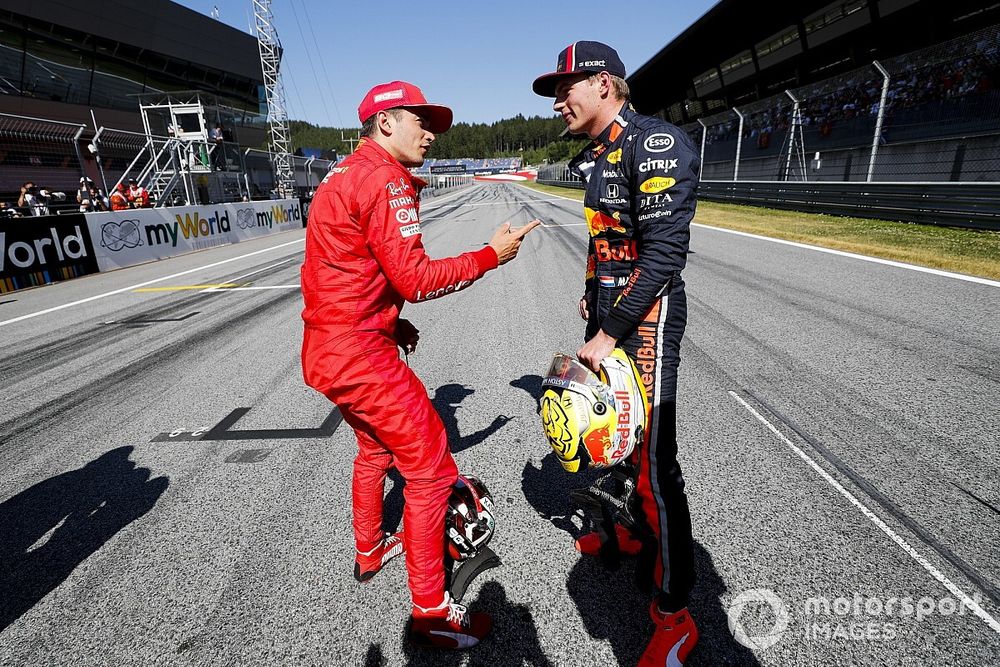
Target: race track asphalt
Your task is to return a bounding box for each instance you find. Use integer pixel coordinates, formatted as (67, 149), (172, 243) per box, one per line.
(1, 182), (998, 666)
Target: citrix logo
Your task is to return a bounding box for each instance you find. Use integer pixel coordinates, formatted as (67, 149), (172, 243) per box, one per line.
(638, 158), (679, 173)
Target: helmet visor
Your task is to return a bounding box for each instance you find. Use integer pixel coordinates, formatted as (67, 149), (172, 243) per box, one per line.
(542, 353), (605, 394)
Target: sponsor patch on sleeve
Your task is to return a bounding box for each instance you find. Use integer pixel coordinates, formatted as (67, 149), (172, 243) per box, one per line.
(400, 223), (421, 238)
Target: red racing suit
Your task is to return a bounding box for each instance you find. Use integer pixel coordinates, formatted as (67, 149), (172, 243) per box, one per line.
(300, 138), (498, 609)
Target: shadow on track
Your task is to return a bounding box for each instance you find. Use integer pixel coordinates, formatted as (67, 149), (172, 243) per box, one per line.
(433, 383), (512, 455)
(401, 580), (553, 667)
(381, 383), (512, 532)
(0, 446), (168, 631)
(509, 374), (544, 414)
(522, 454), (761, 666)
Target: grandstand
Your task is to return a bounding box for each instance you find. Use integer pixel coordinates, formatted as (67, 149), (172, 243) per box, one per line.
(0, 0), (267, 209)
(628, 0), (999, 123)
(540, 0), (1000, 228)
(414, 157), (523, 176)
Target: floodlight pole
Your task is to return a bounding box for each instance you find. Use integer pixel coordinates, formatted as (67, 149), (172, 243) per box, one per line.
(733, 108), (745, 181)
(868, 61), (891, 183)
(696, 119), (707, 175)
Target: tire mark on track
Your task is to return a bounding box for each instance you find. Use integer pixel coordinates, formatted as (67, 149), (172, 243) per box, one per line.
(0, 253), (303, 385)
(0, 288), (302, 451)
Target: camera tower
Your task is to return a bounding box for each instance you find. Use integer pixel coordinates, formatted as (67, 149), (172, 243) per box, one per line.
(253, 0), (296, 197)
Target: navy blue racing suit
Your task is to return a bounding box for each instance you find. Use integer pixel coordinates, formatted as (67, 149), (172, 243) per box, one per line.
(570, 102), (699, 607)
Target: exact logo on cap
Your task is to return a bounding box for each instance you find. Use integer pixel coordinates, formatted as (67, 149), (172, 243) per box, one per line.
(533, 40), (626, 97)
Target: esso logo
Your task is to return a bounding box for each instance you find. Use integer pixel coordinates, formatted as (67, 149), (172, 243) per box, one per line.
(395, 207), (418, 223)
(644, 133), (675, 153)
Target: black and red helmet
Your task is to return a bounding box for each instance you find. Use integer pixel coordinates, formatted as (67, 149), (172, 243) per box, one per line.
(445, 475), (496, 561)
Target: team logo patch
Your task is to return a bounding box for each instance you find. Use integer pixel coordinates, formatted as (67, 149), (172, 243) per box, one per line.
(639, 177), (676, 193)
(585, 207), (626, 236)
(643, 133), (675, 153)
(605, 148), (622, 165)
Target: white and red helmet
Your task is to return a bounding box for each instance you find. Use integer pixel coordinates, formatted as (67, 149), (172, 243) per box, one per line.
(446, 475), (496, 561)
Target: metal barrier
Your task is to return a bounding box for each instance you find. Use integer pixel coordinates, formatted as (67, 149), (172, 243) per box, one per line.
(698, 181), (1000, 230)
(535, 170), (999, 230)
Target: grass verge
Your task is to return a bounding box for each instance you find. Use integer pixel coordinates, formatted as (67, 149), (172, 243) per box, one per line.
(519, 181), (1000, 281)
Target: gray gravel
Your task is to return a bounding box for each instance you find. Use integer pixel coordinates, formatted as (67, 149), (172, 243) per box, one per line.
(1, 183), (998, 666)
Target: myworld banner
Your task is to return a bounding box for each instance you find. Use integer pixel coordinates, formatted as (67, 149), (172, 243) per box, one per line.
(85, 199), (303, 272)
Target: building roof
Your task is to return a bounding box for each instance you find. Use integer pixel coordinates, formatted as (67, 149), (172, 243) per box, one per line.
(0, 0), (262, 82)
(626, 0), (1000, 120)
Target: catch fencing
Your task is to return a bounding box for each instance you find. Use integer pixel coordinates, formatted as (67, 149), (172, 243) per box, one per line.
(686, 24), (1000, 183)
(0, 112), (86, 202)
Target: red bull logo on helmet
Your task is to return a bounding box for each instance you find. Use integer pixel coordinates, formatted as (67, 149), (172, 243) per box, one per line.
(583, 424), (612, 466)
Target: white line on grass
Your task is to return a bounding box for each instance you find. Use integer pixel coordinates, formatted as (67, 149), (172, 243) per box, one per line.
(514, 183), (999, 287)
(729, 390), (1000, 636)
(696, 225), (1000, 288)
(0, 238), (306, 328)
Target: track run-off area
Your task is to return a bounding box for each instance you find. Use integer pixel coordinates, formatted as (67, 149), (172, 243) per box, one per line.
(1, 182), (998, 666)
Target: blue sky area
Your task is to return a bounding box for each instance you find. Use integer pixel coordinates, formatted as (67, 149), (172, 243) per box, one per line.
(175, 1), (718, 127)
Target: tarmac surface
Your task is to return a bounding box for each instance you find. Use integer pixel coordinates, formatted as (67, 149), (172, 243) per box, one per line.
(1, 182), (998, 666)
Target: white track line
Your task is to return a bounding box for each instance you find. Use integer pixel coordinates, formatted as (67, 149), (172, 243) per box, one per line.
(1, 188), (471, 328)
(0, 238), (305, 328)
(513, 183), (998, 287)
(696, 225), (1000, 287)
(729, 390), (1000, 635)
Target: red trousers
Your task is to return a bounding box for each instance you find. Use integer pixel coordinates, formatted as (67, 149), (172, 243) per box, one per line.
(306, 328), (457, 609)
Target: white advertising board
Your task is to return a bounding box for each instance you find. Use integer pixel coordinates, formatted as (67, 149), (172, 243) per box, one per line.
(85, 199), (302, 272)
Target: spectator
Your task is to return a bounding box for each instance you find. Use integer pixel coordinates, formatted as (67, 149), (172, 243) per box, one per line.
(0, 202), (21, 218)
(88, 184), (109, 212)
(77, 177), (103, 212)
(24, 186), (50, 216)
(126, 178), (151, 208)
(110, 183), (130, 211)
(17, 181), (34, 209)
(210, 122), (225, 171)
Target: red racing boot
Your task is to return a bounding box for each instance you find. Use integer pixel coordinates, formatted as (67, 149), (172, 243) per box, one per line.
(409, 593), (493, 649)
(353, 531), (404, 582)
(574, 523), (643, 556)
(638, 601), (698, 666)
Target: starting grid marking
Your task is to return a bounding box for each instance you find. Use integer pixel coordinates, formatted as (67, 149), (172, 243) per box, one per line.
(730, 390), (1000, 636)
(151, 406), (343, 464)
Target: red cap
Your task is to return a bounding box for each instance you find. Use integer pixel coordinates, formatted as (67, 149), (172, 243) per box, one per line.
(357, 81), (453, 133)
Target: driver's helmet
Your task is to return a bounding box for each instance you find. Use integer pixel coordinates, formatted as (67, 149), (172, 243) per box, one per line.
(446, 475), (496, 561)
(540, 349), (648, 473)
